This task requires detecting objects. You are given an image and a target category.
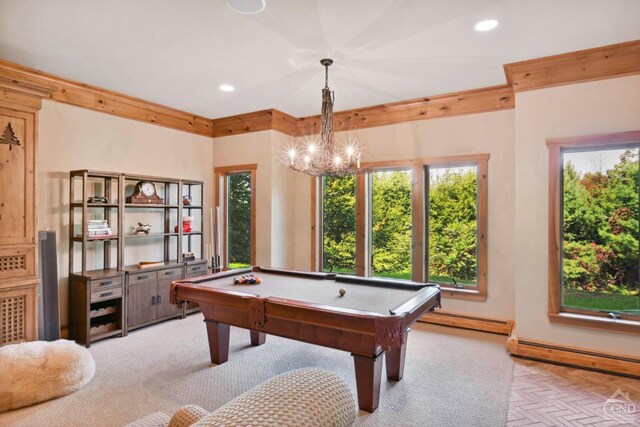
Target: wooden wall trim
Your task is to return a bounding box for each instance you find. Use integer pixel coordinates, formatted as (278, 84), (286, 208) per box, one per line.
(3, 39), (637, 139)
(420, 310), (514, 335)
(212, 109), (296, 138)
(507, 334), (640, 378)
(212, 40), (638, 138)
(211, 86), (514, 139)
(0, 59), (213, 137)
(504, 40), (640, 92)
(296, 85), (514, 136)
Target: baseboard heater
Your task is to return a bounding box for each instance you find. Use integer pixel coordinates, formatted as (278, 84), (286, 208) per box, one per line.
(419, 311), (513, 335)
(509, 338), (640, 379)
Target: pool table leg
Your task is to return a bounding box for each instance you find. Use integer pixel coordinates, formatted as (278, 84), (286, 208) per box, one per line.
(205, 320), (230, 364)
(385, 330), (409, 381)
(352, 352), (383, 413)
(250, 330), (266, 346)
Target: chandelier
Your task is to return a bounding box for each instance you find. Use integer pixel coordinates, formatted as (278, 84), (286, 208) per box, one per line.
(282, 59), (362, 176)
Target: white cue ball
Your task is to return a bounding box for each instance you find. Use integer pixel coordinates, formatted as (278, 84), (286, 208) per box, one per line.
(339, 288), (346, 296)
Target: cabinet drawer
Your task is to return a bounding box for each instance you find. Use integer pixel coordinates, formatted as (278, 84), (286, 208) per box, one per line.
(90, 276), (123, 291)
(91, 287), (123, 303)
(128, 271), (158, 285)
(158, 268), (182, 279)
(186, 264), (206, 276)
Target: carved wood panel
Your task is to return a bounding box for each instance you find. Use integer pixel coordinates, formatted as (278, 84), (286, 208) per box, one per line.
(0, 108), (34, 248)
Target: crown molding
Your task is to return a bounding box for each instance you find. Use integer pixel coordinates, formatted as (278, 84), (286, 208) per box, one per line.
(2, 39), (638, 138)
(212, 109), (297, 137)
(504, 39), (640, 92)
(295, 84), (514, 137)
(211, 85), (515, 139)
(0, 59), (213, 137)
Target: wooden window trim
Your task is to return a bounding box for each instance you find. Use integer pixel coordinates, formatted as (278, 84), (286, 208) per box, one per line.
(214, 164), (257, 268)
(424, 154), (488, 298)
(547, 130), (640, 334)
(367, 164), (415, 281)
(314, 153), (488, 301)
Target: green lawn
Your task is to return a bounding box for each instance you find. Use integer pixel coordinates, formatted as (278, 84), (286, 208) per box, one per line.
(563, 289), (640, 314)
(229, 262), (251, 269)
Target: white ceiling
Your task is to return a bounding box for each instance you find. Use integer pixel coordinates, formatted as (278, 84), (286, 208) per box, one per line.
(1, 0), (639, 118)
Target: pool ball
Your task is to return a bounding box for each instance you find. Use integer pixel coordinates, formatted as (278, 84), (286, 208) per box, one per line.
(339, 288), (346, 296)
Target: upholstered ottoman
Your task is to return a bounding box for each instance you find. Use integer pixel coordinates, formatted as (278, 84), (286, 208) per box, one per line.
(126, 368), (357, 427)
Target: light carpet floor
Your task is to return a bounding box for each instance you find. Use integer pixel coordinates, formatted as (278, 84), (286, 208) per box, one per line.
(0, 314), (514, 426)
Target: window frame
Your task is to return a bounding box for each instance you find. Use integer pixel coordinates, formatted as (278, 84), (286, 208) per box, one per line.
(214, 164), (257, 269)
(313, 154), (488, 301)
(424, 156), (488, 298)
(319, 174), (358, 275)
(547, 131), (640, 334)
(368, 166), (415, 281)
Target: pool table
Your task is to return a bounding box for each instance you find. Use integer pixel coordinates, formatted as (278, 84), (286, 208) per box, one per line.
(170, 266), (441, 412)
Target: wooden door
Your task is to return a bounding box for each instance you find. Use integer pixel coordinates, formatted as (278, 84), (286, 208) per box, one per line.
(127, 281), (157, 327)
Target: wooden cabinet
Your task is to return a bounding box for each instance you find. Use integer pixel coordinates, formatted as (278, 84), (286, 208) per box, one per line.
(68, 271), (125, 347)
(68, 171), (205, 345)
(0, 106), (39, 345)
(126, 264), (183, 330)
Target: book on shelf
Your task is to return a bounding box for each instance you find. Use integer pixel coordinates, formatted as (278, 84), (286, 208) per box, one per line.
(87, 228), (112, 236)
(76, 227), (113, 238)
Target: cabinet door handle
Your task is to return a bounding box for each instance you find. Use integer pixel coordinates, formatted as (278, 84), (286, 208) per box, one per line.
(151, 296), (157, 305)
(157, 295), (162, 304)
(138, 275), (149, 280)
(99, 280), (112, 287)
(192, 267), (201, 271)
(164, 271), (173, 276)
(100, 291), (113, 298)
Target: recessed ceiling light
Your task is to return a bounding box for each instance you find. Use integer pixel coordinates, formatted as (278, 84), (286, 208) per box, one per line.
(226, 0), (266, 15)
(474, 19), (500, 32)
(219, 84), (235, 92)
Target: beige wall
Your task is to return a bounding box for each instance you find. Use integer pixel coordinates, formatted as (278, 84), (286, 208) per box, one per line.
(212, 130), (296, 269)
(514, 75), (640, 356)
(38, 101), (214, 326)
(219, 110), (516, 320)
(297, 110), (516, 320)
(38, 74), (640, 358)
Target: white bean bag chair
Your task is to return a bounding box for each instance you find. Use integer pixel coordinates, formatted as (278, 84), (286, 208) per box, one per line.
(0, 339), (96, 412)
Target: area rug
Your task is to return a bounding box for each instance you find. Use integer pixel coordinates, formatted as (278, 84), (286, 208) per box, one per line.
(0, 314), (513, 426)
(0, 339), (95, 412)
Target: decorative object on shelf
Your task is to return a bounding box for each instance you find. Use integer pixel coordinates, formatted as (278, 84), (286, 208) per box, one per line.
(0, 122), (21, 151)
(182, 195), (192, 206)
(87, 196), (108, 203)
(233, 274), (262, 285)
(182, 216), (193, 232)
(132, 222), (151, 235)
(175, 216), (193, 233)
(137, 261), (165, 269)
(182, 252), (195, 262)
(281, 59), (362, 176)
(126, 181), (164, 204)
